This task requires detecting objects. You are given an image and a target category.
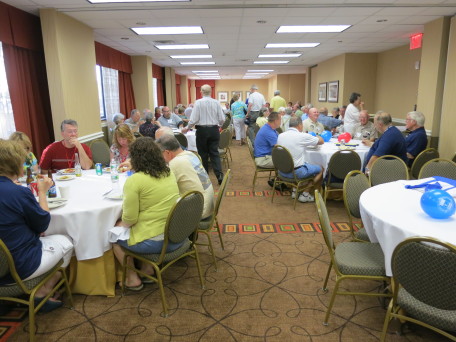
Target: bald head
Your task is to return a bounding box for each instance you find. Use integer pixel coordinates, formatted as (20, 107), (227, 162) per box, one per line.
(155, 126), (174, 140)
(309, 108), (319, 122)
(201, 84), (212, 96)
(359, 110), (369, 125)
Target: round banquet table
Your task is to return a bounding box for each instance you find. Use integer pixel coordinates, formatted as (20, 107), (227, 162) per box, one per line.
(45, 169), (127, 295)
(303, 138), (370, 175)
(359, 180), (456, 276)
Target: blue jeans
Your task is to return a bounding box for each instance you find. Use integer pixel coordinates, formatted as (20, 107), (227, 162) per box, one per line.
(117, 238), (185, 254)
(279, 163), (321, 179)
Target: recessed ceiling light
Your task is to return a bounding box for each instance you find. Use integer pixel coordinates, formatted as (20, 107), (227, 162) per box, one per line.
(193, 70), (219, 73)
(254, 61), (289, 64)
(132, 26), (203, 35)
(170, 55), (212, 59)
(180, 62), (215, 65)
(266, 43), (319, 48)
(200, 76), (221, 79)
(258, 54), (301, 58)
(243, 76), (261, 79)
(247, 70), (274, 72)
(155, 44), (209, 50)
(277, 25), (351, 33)
(89, 0), (190, 3)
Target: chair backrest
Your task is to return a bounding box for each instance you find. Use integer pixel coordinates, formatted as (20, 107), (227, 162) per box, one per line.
(254, 124), (260, 135)
(214, 169), (231, 216)
(418, 158), (456, 179)
(272, 145), (295, 174)
(174, 132), (188, 148)
(343, 170), (370, 219)
(315, 190), (335, 253)
(327, 150), (361, 181)
(218, 129), (231, 149)
(165, 191), (204, 245)
(453, 153), (456, 163)
(369, 155), (409, 186)
(392, 237), (456, 310)
(410, 148), (439, 179)
(0, 240), (29, 292)
(221, 117), (231, 130)
(247, 138), (255, 161)
(275, 127), (283, 134)
(89, 139), (111, 166)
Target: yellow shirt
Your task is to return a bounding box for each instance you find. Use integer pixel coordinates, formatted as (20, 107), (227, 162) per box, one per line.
(122, 171), (179, 245)
(270, 95), (287, 112)
(256, 117), (268, 128)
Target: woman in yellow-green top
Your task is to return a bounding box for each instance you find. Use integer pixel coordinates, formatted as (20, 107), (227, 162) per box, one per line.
(112, 137), (179, 291)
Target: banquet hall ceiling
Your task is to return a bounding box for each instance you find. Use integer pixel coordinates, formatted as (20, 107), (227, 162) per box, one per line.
(4, 0), (456, 79)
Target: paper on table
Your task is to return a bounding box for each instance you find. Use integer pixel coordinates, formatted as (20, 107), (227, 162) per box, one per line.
(401, 178), (456, 197)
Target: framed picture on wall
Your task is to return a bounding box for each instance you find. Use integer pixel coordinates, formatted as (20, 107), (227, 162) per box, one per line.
(232, 91), (242, 102)
(218, 91), (228, 102)
(328, 81), (339, 103)
(318, 82), (327, 102)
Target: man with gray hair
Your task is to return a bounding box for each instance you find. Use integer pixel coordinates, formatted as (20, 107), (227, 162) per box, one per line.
(352, 110), (377, 141)
(246, 84), (266, 141)
(277, 117), (324, 203)
(156, 134), (214, 219)
(112, 113), (125, 127)
(183, 84), (225, 184)
(270, 90), (287, 112)
(404, 111), (427, 165)
(40, 119), (93, 173)
(125, 109), (143, 133)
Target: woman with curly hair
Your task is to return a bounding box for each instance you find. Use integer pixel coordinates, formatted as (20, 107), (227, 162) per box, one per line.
(110, 124), (135, 163)
(112, 137), (180, 290)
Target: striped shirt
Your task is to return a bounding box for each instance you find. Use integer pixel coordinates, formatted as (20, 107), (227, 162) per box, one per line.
(188, 96), (225, 127)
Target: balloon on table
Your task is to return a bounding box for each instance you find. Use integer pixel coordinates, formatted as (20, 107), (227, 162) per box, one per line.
(344, 132), (352, 142)
(321, 130), (332, 142)
(309, 131), (317, 137)
(420, 189), (456, 219)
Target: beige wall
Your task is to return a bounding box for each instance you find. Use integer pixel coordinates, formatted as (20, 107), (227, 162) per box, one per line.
(439, 16), (456, 159)
(40, 9), (101, 140)
(310, 54), (345, 108)
(375, 45), (421, 118)
(267, 75), (277, 101)
(131, 56), (154, 112)
(276, 74), (306, 105)
(344, 53), (377, 111)
(215, 79), (269, 104)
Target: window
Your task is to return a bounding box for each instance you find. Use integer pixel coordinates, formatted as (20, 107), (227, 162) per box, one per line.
(0, 43), (16, 139)
(152, 77), (158, 109)
(96, 65), (120, 123)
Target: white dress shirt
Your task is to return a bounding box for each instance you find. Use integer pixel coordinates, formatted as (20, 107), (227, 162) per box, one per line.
(248, 91), (266, 111)
(277, 127), (319, 167)
(188, 96), (225, 127)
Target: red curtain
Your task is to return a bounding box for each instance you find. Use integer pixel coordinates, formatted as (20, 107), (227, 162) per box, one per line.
(188, 79), (192, 104)
(152, 64), (165, 106)
(119, 71), (136, 118)
(195, 80), (216, 100)
(175, 74), (181, 105)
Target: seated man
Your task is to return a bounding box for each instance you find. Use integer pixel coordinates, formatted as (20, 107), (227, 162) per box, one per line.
(158, 106), (184, 130)
(352, 110), (378, 141)
(124, 109), (143, 133)
(317, 107), (342, 130)
(254, 112), (281, 169)
(40, 119), (93, 173)
(277, 117), (324, 203)
(156, 134), (214, 219)
(302, 108), (324, 134)
(363, 111), (407, 172)
(405, 111), (427, 166)
(280, 108), (293, 132)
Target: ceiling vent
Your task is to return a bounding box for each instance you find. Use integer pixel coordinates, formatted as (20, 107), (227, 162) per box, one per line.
(153, 40), (175, 45)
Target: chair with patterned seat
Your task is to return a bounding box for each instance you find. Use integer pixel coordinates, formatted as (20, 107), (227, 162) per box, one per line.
(88, 139), (111, 166)
(410, 148), (439, 179)
(173, 132), (188, 149)
(343, 170), (371, 242)
(247, 139), (275, 191)
(315, 190), (391, 326)
(218, 129), (231, 169)
(380, 237), (456, 341)
(0, 240), (73, 342)
(418, 158), (456, 180)
(369, 155), (409, 186)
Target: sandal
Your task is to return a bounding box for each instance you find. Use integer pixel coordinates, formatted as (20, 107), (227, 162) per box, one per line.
(119, 282), (144, 291)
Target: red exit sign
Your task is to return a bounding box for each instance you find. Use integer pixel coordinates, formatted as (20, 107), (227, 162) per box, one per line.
(410, 33), (423, 50)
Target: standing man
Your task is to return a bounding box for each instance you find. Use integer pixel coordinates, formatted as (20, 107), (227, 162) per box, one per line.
(270, 90), (287, 112)
(246, 84), (266, 141)
(404, 111), (427, 166)
(183, 84), (225, 184)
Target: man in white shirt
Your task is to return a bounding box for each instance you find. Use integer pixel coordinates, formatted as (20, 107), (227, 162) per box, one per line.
(277, 117), (324, 202)
(246, 84), (266, 140)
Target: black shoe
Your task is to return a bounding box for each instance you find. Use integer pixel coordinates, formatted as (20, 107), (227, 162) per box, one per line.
(217, 173), (224, 185)
(267, 179), (274, 187)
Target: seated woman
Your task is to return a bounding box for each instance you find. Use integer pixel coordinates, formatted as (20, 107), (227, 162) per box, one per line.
(112, 137), (181, 290)
(0, 140), (73, 312)
(9, 131), (39, 174)
(110, 124), (135, 163)
(139, 112), (160, 139)
(177, 107), (189, 126)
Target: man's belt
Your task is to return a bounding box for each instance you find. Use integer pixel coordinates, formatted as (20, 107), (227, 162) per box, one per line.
(195, 125), (218, 128)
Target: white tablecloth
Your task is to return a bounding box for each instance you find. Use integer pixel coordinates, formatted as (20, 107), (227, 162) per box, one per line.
(303, 138), (370, 174)
(360, 180), (456, 276)
(185, 130), (197, 152)
(46, 170), (126, 260)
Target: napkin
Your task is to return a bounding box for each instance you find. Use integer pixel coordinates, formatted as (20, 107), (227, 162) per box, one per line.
(108, 226), (130, 243)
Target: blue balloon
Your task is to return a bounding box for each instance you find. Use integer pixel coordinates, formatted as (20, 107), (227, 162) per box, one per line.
(420, 189), (456, 219)
(309, 131), (317, 137)
(321, 130), (332, 142)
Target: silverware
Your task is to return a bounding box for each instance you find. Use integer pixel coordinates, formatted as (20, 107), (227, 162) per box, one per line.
(102, 189), (113, 197)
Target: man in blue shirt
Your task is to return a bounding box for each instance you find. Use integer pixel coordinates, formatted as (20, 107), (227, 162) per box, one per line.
(254, 112), (281, 168)
(405, 111), (428, 166)
(317, 107), (343, 130)
(364, 111), (407, 171)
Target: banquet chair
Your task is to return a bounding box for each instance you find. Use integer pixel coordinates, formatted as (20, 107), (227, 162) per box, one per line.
(197, 169), (231, 270)
(275, 127), (283, 134)
(218, 129), (231, 169)
(247, 139), (275, 191)
(271, 145), (316, 209)
(120, 191), (205, 317)
(315, 190), (390, 326)
(418, 158), (456, 179)
(409, 148), (439, 179)
(380, 237), (456, 341)
(253, 124), (261, 136)
(343, 170), (371, 242)
(173, 132), (188, 149)
(88, 139), (111, 166)
(324, 150), (361, 203)
(369, 155), (409, 186)
(0, 240), (73, 342)
(453, 153), (456, 163)
(221, 116), (231, 130)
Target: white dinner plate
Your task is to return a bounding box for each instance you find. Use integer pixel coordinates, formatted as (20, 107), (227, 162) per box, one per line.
(47, 198), (68, 209)
(57, 168), (76, 175)
(56, 175), (75, 181)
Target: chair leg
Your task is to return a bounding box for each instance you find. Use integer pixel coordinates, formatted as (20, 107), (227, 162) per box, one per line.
(121, 254), (128, 296)
(252, 171), (258, 192)
(322, 261), (332, 292)
(206, 232), (218, 271)
(28, 300), (36, 342)
(271, 178), (277, 203)
(380, 300), (394, 342)
(156, 270), (168, 317)
(61, 268), (74, 308)
(193, 246), (206, 290)
(214, 217), (224, 250)
(324, 186), (328, 203)
(324, 277), (341, 325)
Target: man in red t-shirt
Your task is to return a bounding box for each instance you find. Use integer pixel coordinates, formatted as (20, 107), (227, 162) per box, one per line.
(40, 119), (93, 173)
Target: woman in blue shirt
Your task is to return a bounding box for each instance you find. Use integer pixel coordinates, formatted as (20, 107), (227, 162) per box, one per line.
(231, 93), (248, 145)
